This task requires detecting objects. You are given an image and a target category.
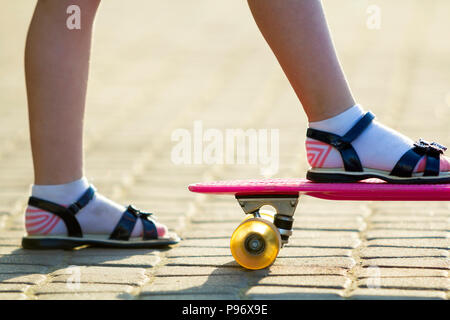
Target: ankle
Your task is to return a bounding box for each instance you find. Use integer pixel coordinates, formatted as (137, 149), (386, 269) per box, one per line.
(308, 104), (364, 135)
(30, 177), (89, 204)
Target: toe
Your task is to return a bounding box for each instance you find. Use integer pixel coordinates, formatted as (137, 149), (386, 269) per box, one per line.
(414, 156), (450, 173)
(155, 222), (168, 238)
(441, 156), (450, 172)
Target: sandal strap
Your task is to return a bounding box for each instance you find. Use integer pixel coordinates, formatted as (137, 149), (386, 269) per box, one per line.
(139, 212), (158, 240)
(109, 205), (138, 241)
(391, 139), (446, 177)
(424, 153), (440, 176)
(306, 112), (375, 172)
(390, 147), (423, 177)
(27, 185), (96, 237)
(109, 205), (158, 241)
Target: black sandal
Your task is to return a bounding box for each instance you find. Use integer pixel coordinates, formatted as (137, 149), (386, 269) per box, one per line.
(306, 112), (450, 184)
(21, 186), (180, 249)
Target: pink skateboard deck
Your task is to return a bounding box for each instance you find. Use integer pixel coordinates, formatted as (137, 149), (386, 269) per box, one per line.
(189, 178), (449, 269)
(188, 178), (450, 201)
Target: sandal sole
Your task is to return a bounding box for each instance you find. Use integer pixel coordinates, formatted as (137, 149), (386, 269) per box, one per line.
(307, 169), (450, 184)
(21, 234), (181, 250)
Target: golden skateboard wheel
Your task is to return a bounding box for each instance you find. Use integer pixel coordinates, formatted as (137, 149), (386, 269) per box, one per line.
(230, 218), (281, 270)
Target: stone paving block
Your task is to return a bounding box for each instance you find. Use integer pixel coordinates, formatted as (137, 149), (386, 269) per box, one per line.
(0, 264), (48, 274)
(51, 273), (147, 286)
(50, 266), (148, 286)
(139, 293), (239, 300)
(253, 275), (350, 289)
(288, 230), (360, 239)
(298, 203), (371, 217)
(367, 238), (449, 249)
(0, 253), (66, 266)
(365, 230), (448, 240)
(295, 215), (365, 222)
(51, 265), (144, 274)
(180, 230), (233, 239)
(165, 256), (237, 267)
(366, 222), (448, 231)
(287, 238), (361, 249)
(0, 274), (46, 285)
(0, 195), (22, 208)
(245, 286), (344, 300)
(36, 292), (130, 300)
(153, 266), (243, 277)
(362, 258), (449, 270)
(0, 283), (30, 292)
(0, 292), (28, 299)
(260, 266), (348, 277)
(293, 221), (366, 232)
(68, 254), (161, 268)
(0, 216), (7, 231)
(0, 231), (27, 242)
(349, 288), (446, 300)
(140, 276), (243, 296)
(0, 247), (66, 255)
(166, 246), (352, 259)
(190, 216), (243, 224)
(153, 265), (348, 278)
(279, 247), (353, 258)
(33, 283), (135, 295)
(355, 267), (448, 278)
(189, 222), (239, 232)
(166, 247), (231, 258)
(191, 207), (242, 218)
(371, 208), (449, 216)
(357, 277), (449, 291)
(177, 238), (229, 248)
(275, 257), (356, 269)
(369, 215), (448, 223)
(360, 247), (448, 259)
(70, 248), (162, 257)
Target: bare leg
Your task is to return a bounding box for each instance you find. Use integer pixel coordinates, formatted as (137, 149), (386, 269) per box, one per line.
(25, 0), (100, 185)
(247, 0), (355, 122)
(24, 0), (169, 239)
(248, 0), (450, 182)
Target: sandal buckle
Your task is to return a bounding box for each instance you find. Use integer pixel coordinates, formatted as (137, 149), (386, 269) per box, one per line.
(127, 205), (140, 217)
(414, 139), (447, 156)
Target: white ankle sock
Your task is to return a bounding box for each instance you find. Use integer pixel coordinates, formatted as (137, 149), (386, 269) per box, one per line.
(25, 177), (166, 237)
(306, 105), (416, 172)
(30, 177), (90, 205)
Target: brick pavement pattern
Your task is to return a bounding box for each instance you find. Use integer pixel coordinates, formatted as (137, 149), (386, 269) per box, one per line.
(0, 0), (448, 300)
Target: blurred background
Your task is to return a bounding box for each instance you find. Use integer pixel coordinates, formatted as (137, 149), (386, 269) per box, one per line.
(0, 0), (449, 300)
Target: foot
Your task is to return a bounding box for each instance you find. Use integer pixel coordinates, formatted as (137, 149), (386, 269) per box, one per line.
(305, 105), (450, 182)
(25, 178), (168, 238)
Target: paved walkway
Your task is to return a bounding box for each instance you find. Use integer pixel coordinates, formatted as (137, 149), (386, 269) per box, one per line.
(0, 0), (448, 299)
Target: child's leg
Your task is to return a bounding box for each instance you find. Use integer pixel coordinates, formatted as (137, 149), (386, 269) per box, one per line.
(24, 0), (168, 241)
(248, 0), (449, 182)
(25, 0), (98, 185)
(247, 0), (354, 122)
